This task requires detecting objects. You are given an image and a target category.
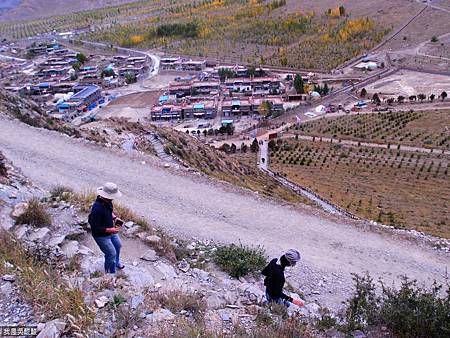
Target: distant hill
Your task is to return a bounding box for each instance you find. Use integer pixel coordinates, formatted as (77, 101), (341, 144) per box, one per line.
(0, 0), (139, 21)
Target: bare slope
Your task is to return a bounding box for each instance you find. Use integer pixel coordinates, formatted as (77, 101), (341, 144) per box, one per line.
(0, 116), (448, 309)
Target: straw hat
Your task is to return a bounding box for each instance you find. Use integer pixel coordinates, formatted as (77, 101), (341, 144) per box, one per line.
(97, 182), (122, 200)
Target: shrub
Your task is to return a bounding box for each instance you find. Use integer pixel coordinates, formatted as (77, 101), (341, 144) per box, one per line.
(379, 278), (450, 337)
(15, 197), (52, 227)
(345, 274), (450, 337)
(214, 243), (267, 278)
(0, 155), (7, 177)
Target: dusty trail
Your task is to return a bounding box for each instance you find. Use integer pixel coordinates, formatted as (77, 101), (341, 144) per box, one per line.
(0, 117), (448, 309)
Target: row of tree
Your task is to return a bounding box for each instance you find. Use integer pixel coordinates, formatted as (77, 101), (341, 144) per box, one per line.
(366, 90), (448, 105)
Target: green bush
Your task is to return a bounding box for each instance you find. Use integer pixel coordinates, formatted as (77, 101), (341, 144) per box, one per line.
(214, 243), (267, 278)
(345, 274), (450, 337)
(15, 198), (52, 227)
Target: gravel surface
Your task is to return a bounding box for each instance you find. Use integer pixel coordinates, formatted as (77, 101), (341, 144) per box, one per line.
(0, 117), (448, 309)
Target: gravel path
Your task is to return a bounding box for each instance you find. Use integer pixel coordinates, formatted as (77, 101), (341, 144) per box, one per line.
(0, 117), (448, 309)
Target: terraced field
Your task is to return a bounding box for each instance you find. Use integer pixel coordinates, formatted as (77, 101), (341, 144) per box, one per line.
(294, 110), (450, 150)
(270, 139), (450, 238)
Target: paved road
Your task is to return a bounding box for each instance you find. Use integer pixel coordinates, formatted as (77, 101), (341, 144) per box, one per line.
(0, 117), (448, 308)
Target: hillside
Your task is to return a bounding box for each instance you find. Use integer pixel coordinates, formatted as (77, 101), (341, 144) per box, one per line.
(0, 0), (140, 21)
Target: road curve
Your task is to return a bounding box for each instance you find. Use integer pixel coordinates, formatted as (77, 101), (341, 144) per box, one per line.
(0, 117), (448, 308)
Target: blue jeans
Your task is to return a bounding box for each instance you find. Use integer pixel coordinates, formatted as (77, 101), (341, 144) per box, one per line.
(266, 291), (291, 308)
(93, 234), (122, 274)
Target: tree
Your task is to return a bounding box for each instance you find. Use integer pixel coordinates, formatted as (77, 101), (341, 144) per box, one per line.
(76, 53), (87, 64)
(241, 143), (248, 153)
(101, 68), (115, 78)
(417, 93), (426, 102)
(397, 95), (405, 103)
(259, 101), (272, 118)
(360, 88), (367, 98)
(220, 143), (230, 153)
(72, 62), (81, 71)
(429, 94), (435, 102)
(372, 93), (381, 105)
(230, 143), (237, 153)
(339, 5), (346, 16)
(323, 83), (330, 96)
(440, 91), (448, 101)
(431, 36), (438, 42)
(268, 139), (276, 151)
(202, 130), (207, 137)
(125, 72), (137, 84)
(293, 74), (305, 94)
(250, 139), (259, 153)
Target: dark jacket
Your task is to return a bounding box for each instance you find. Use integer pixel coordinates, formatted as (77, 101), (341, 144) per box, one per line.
(88, 196), (114, 237)
(261, 258), (293, 302)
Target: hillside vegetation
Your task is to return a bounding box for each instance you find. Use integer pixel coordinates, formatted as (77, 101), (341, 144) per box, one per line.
(0, 0), (388, 71)
(87, 0), (388, 70)
(154, 126), (309, 205)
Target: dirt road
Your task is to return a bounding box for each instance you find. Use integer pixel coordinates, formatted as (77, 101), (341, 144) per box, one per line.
(0, 117), (448, 309)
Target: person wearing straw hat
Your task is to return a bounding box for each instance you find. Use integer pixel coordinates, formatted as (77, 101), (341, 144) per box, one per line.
(88, 182), (125, 274)
(261, 249), (305, 307)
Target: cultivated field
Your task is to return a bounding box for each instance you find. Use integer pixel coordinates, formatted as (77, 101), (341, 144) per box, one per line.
(293, 110), (450, 150)
(270, 139), (450, 238)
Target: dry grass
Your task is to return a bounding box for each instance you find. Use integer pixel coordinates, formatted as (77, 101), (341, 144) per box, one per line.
(15, 197), (52, 227)
(50, 185), (179, 261)
(156, 127), (309, 206)
(0, 231), (94, 335)
(50, 186), (150, 230)
(146, 289), (206, 322)
(271, 139), (449, 238)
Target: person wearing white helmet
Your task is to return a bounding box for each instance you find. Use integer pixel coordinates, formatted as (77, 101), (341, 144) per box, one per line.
(261, 249), (304, 307)
(88, 182), (125, 274)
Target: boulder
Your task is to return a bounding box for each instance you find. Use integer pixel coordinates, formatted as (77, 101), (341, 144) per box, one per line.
(0, 282), (13, 296)
(206, 291), (226, 310)
(238, 283), (264, 305)
(352, 330), (366, 338)
(14, 225), (29, 240)
(125, 225), (141, 237)
(60, 241), (79, 258)
(140, 249), (158, 262)
(130, 294), (145, 310)
(2, 274), (16, 282)
(27, 227), (51, 242)
(155, 262), (177, 279)
(124, 221), (134, 229)
(145, 235), (161, 245)
(177, 260), (190, 273)
(95, 296), (109, 308)
(11, 202), (28, 218)
(147, 309), (175, 322)
(47, 235), (66, 247)
(36, 319), (66, 338)
(223, 291), (239, 305)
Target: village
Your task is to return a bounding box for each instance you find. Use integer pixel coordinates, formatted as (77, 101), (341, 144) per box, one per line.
(0, 38), (385, 138)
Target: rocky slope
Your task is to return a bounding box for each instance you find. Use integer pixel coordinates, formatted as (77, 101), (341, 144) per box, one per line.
(0, 153), (325, 338)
